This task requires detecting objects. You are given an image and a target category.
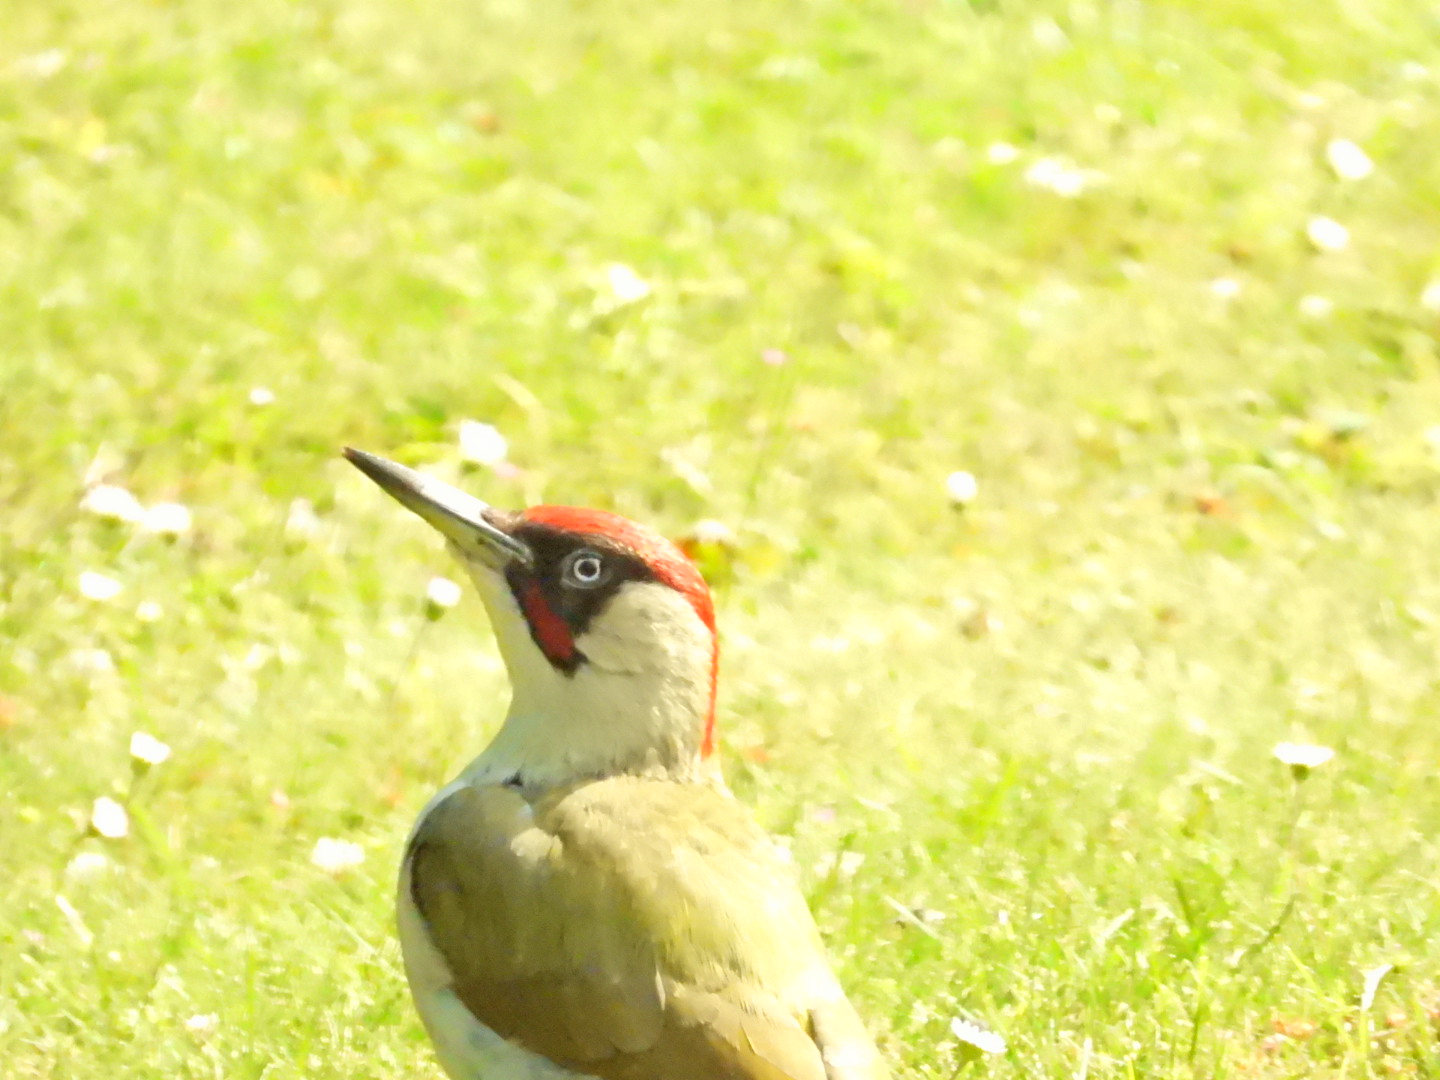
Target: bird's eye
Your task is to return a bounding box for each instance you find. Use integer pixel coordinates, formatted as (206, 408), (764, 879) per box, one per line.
(564, 551), (606, 588)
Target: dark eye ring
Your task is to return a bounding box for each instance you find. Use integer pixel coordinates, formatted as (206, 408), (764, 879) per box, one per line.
(565, 551), (606, 588)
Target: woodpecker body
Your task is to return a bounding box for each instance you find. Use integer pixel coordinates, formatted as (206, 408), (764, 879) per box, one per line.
(346, 450), (891, 1080)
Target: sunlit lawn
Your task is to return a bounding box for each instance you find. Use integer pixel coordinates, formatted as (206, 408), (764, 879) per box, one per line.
(3, 0), (1440, 1076)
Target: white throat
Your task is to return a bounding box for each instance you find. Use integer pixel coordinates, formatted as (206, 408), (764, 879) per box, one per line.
(459, 571), (715, 789)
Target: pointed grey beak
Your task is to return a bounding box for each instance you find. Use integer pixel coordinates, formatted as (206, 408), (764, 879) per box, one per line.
(344, 448), (534, 569)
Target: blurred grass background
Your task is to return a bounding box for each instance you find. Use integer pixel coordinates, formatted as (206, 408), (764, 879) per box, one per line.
(3, 0), (1440, 1075)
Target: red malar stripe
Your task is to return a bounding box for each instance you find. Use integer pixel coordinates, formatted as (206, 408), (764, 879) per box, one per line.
(519, 579), (576, 666)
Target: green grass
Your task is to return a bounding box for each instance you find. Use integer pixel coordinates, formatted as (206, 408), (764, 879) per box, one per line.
(4, 0), (1440, 1075)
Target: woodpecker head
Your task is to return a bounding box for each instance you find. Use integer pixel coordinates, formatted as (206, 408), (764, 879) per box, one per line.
(345, 448), (719, 786)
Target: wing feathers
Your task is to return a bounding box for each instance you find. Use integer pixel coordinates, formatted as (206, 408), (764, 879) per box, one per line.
(406, 778), (887, 1080)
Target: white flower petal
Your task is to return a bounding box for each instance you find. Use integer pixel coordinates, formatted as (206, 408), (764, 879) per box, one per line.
(91, 797), (129, 839)
(949, 1016), (1007, 1055)
(1419, 280), (1440, 313)
(65, 851), (113, 879)
(142, 502), (191, 536)
(184, 1013), (219, 1036)
(310, 837), (366, 874)
(426, 576), (463, 609)
(946, 471), (979, 505)
(1325, 138), (1373, 181)
(248, 386), (275, 407)
(1273, 741), (1336, 769)
(690, 518), (738, 546)
(1298, 295), (1333, 319)
(1306, 216), (1350, 253)
(1023, 157), (1096, 197)
(78, 571), (123, 602)
(80, 484), (145, 524)
(604, 263), (652, 304)
(129, 731), (171, 766)
(986, 142), (1020, 165)
(458, 420), (509, 466)
(135, 600), (164, 623)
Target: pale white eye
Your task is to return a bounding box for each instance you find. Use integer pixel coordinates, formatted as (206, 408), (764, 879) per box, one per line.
(565, 551), (606, 588)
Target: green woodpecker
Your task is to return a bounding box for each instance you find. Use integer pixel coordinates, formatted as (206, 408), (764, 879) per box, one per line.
(345, 448), (891, 1080)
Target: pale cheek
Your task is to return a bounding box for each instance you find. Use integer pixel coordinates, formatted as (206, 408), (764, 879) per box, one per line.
(577, 585), (711, 677)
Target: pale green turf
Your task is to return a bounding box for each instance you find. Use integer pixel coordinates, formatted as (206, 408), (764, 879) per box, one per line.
(3, 0), (1440, 1076)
